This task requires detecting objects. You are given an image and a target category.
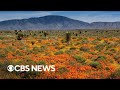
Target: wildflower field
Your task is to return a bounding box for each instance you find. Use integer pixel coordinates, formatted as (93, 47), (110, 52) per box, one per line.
(0, 30), (120, 79)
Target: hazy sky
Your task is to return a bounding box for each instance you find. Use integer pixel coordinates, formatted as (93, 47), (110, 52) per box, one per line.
(0, 11), (120, 23)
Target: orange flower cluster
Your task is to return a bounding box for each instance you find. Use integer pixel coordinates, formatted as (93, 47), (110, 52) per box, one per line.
(0, 31), (120, 79)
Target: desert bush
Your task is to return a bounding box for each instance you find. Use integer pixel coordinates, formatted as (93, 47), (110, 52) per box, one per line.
(65, 50), (72, 55)
(31, 41), (35, 45)
(114, 55), (120, 60)
(74, 55), (86, 64)
(33, 46), (46, 53)
(37, 61), (46, 65)
(0, 53), (6, 58)
(17, 33), (24, 40)
(92, 39), (99, 44)
(70, 47), (76, 50)
(54, 50), (64, 55)
(80, 46), (90, 52)
(16, 50), (23, 56)
(114, 55), (120, 63)
(81, 38), (89, 44)
(69, 61), (76, 66)
(104, 52), (113, 55)
(105, 67), (110, 70)
(109, 68), (120, 79)
(95, 44), (105, 51)
(89, 61), (101, 68)
(61, 39), (66, 43)
(58, 67), (69, 74)
(95, 56), (106, 61)
(0, 37), (4, 40)
(75, 42), (81, 45)
(5, 46), (16, 53)
(110, 48), (116, 53)
(75, 33), (78, 36)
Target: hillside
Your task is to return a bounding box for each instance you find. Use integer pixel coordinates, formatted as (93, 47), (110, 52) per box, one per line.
(0, 15), (120, 30)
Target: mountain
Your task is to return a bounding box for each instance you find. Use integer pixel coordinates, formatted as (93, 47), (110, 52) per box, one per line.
(89, 22), (120, 29)
(0, 15), (120, 30)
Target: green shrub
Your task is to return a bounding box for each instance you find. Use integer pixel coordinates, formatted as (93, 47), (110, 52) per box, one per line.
(69, 61), (76, 66)
(104, 52), (113, 55)
(75, 42), (81, 45)
(70, 47), (76, 50)
(0, 53), (6, 58)
(31, 41), (35, 45)
(33, 46), (46, 53)
(65, 50), (72, 55)
(58, 67), (69, 74)
(89, 61), (101, 68)
(74, 55), (86, 63)
(96, 56), (106, 61)
(38, 61), (46, 65)
(110, 48), (116, 53)
(6, 46), (16, 52)
(105, 67), (110, 70)
(61, 39), (66, 43)
(80, 46), (90, 52)
(0, 37), (4, 40)
(95, 44), (105, 51)
(110, 68), (120, 79)
(81, 38), (89, 44)
(16, 50), (23, 56)
(114, 55), (120, 60)
(17, 33), (24, 40)
(54, 50), (64, 55)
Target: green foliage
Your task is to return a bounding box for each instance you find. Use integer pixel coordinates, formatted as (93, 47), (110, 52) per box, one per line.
(38, 61), (46, 65)
(95, 44), (105, 51)
(54, 50), (64, 55)
(0, 53), (6, 58)
(32, 46), (46, 53)
(4, 46), (16, 53)
(96, 56), (106, 61)
(89, 61), (101, 68)
(70, 47), (76, 50)
(110, 68), (120, 79)
(80, 46), (90, 52)
(61, 39), (67, 43)
(17, 33), (24, 40)
(114, 55), (120, 60)
(74, 55), (86, 63)
(0, 37), (4, 40)
(105, 67), (110, 70)
(58, 67), (69, 74)
(81, 38), (89, 44)
(110, 48), (116, 53)
(69, 61), (76, 66)
(65, 50), (72, 55)
(16, 50), (23, 56)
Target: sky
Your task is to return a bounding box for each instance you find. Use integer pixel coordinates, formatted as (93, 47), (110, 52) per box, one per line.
(0, 11), (120, 23)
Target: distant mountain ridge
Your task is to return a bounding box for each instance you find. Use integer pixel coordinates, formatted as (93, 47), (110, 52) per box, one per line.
(0, 15), (120, 30)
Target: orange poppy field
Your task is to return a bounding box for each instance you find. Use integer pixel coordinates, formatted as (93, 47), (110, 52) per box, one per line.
(0, 30), (120, 79)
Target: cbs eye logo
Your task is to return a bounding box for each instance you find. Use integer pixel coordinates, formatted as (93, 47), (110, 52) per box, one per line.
(7, 65), (14, 72)
(7, 65), (30, 72)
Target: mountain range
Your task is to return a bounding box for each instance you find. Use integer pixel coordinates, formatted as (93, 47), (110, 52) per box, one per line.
(0, 15), (120, 30)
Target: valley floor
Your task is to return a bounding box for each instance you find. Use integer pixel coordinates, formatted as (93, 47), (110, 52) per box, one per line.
(0, 30), (120, 79)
